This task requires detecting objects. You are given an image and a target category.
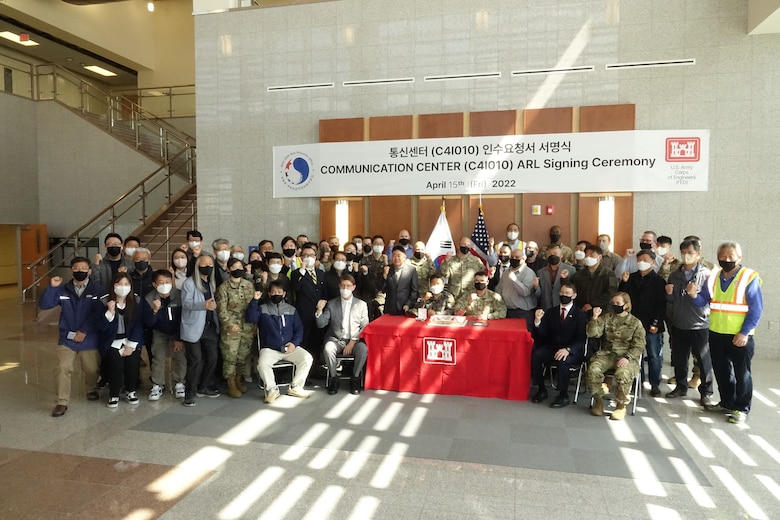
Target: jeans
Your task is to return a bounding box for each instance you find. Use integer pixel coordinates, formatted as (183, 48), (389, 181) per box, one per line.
(709, 331), (754, 413)
(644, 332), (663, 387)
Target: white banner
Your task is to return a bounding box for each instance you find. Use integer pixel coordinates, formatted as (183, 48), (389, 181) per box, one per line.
(272, 129), (709, 198)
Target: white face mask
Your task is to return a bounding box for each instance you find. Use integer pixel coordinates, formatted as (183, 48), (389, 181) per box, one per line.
(373, 245), (384, 254)
(574, 250), (586, 261)
(340, 288), (353, 299)
(188, 241), (201, 249)
(584, 256), (598, 267)
(333, 260), (346, 271)
(507, 231), (519, 241)
(156, 283), (172, 295)
(656, 247), (669, 256)
(269, 263), (283, 274)
(355, 240), (362, 248)
(636, 261), (652, 272)
(124, 247), (137, 258)
(216, 250), (231, 262)
(232, 252), (245, 261)
(174, 257), (188, 268)
(430, 284), (444, 295)
(114, 285), (131, 297)
(302, 256), (316, 268)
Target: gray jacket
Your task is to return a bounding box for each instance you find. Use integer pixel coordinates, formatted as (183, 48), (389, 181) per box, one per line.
(666, 263), (710, 330)
(180, 276), (220, 342)
(537, 262), (576, 310)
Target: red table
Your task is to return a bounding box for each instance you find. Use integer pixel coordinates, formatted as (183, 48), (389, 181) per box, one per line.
(361, 315), (533, 401)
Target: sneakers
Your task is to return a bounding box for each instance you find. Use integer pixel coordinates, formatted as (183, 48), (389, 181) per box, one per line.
(287, 386), (312, 399)
(728, 410), (748, 424)
(196, 388), (221, 398)
(174, 382), (186, 399)
(107, 396), (119, 408)
(149, 385), (163, 401)
(182, 398), (196, 407)
(126, 391), (140, 405)
(264, 387), (280, 404)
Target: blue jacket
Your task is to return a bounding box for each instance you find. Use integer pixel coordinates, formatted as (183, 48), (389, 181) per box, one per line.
(246, 298), (303, 351)
(99, 295), (146, 351)
(39, 279), (106, 352)
(143, 288), (182, 338)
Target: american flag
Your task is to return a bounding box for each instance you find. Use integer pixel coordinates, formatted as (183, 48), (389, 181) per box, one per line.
(470, 206), (490, 272)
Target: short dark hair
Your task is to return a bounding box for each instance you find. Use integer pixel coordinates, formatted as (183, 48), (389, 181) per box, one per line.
(258, 239), (274, 249)
(429, 273), (444, 283)
(268, 279), (287, 292)
(584, 244), (602, 255)
(657, 235), (672, 246)
(186, 230), (202, 240)
(281, 236), (297, 249)
(153, 269), (173, 281)
(71, 256), (90, 268)
(104, 232), (122, 244)
(392, 245), (406, 254)
(124, 235), (141, 246)
(680, 239), (701, 252)
(560, 281), (577, 293)
(372, 234), (385, 243)
(266, 252), (283, 261)
(636, 250), (656, 261)
(340, 274), (356, 285)
(577, 240), (591, 248)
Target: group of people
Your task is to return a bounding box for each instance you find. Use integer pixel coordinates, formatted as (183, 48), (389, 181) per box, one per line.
(41, 225), (762, 426)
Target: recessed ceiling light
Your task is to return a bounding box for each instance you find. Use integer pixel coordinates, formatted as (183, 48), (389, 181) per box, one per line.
(83, 65), (117, 77)
(147, 1), (155, 12)
(0, 31), (40, 47)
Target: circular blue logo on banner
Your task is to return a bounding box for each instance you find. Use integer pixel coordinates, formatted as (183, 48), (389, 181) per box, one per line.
(281, 152), (314, 191)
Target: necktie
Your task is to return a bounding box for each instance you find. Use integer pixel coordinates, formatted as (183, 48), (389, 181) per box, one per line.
(560, 307), (566, 323)
(309, 269), (317, 284)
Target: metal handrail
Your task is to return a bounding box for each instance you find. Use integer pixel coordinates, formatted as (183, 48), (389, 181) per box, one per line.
(147, 200), (199, 262)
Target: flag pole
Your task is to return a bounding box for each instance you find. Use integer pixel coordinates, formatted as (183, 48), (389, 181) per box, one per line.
(441, 196), (446, 213)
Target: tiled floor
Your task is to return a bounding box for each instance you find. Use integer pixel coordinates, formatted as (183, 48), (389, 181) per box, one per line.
(2, 298), (779, 519)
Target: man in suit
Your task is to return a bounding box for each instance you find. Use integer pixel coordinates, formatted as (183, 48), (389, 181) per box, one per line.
(290, 243), (328, 364)
(383, 245), (419, 316)
(530, 281), (587, 408)
(315, 274), (369, 395)
(489, 245), (512, 291)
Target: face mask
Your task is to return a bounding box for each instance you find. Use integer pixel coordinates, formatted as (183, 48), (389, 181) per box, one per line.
(584, 257), (598, 267)
(270, 294), (284, 304)
(399, 238), (410, 246)
(639, 242), (652, 250)
(413, 251), (424, 260)
(216, 250), (231, 262)
(549, 233), (561, 243)
(507, 231), (519, 241)
(188, 241), (200, 249)
(72, 271), (89, 282)
(114, 285), (131, 297)
(333, 260), (346, 271)
(509, 258), (522, 268)
(525, 249), (535, 259)
(719, 260), (737, 272)
(598, 241), (608, 252)
(637, 261), (652, 272)
(268, 263), (283, 274)
(547, 255), (561, 266)
(124, 247), (137, 258)
(174, 257), (188, 268)
(340, 288), (353, 299)
(559, 294), (573, 304)
(574, 250), (586, 261)
(612, 304), (624, 314)
(355, 241), (362, 248)
(459, 245), (470, 254)
(198, 265), (213, 276)
(134, 260), (149, 272)
(107, 246), (121, 257)
(251, 260), (264, 271)
(230, 268), (245, 279)
(682, 253), (698, 265)
(345, 253), (356, 262)
(156, 283), (172, 295)
(283, 249), (296, 258)
(302, 256), (316, 268)
(363, 245), (372, 254)
(430, 284), (444, 295)
(656, 247), (669, 256)
(373, 245), (384, 254)
(232, 252), (245, 261)
(474, 282), (487, 291)
(498, 255), (510, 264)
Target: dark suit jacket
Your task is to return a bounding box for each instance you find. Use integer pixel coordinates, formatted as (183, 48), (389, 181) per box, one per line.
(489, 263), (511, 291)
(383, 263), (419, 315)
(290, 267), (328, 324)
(532, 304), (587, 357)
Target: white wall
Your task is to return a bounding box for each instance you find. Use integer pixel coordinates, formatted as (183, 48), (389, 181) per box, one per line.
(0, 93), (38, 224)
(194, 0), (780, 355)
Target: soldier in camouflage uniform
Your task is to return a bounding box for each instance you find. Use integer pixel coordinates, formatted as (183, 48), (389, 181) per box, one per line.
(454, 272), (507, 320)
(420, 273), (456, 316)
(586, 291), (646, 420)
(410, 241), (436, 296)
(441, 237), (486, 301)
(216, 258), (256, 398)
(358, 235), (389, 320)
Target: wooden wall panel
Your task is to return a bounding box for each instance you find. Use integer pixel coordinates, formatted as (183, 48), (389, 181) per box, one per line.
(369, 196), (413, 243)
(469, 110), (518, 136)
(368, 115), (413, 141)
(468, 196), (516, 242)
(521, 193), (573, 248)
(522, 107), (574, 135)
(418, 197), (463, 245)
(319, 198), (365, 242)
(577, 196), (599, 248)
(579, 104), (636, 133)
(578, 194), (634, 255)
(418, 112), (465, 138)
(319, 117), (364, 142)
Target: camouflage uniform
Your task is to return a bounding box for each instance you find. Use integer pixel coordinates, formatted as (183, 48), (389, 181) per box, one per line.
(216, 277), (255, 377)
(454, 289), (507, 320)
(586, 313), (646, 404)
(441, 254), (485, 301)
(410, 256), (436, 295)
(421, 291), (456, 315)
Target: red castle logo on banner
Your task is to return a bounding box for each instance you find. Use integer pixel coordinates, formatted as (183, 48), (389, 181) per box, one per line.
(665, 137), (701, 162)
(423, 337), (456, 365)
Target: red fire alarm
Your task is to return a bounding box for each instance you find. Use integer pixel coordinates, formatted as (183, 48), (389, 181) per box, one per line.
(19, 33), (30, 42)
(546, 205), (554, 215)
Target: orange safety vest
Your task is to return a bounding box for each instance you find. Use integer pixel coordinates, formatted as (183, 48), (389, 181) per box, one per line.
(707, 266), (759, 335)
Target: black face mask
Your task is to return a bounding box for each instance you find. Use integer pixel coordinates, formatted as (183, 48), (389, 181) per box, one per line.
(230, 268), (245, 279)
(134, 260), (149, 272)
(459, 245), (470, 254)
(559, 294), (573, 304)
(250, 260), (264, 271)
(263, 251), (272, 259)
(283, 249), (296, 258)
(498, 255), (510, 264)
(719, 260), (737, 272)
(413, 251), (424, 260)
(549, 233), (561, 243)
(72, 271), (89, 282)
(547, 255), (561, 265)
(106, 246), (121, 257)
(399, 238), (410, 247)
(330, 245), (338, 254)
(270, 294), (284, 304)
(525, 249), (535, 258)
(639, 242), (652, 250)
(612, 304), (624, 314)
(345, 253), (356, 262)
(474, 282), (487, 290)
(509, 258), (522, 268)
(198, 265), (213, 276)
(363, 245), (372, 254)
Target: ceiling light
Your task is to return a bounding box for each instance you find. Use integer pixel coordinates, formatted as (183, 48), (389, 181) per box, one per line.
(148, 1), (155, 12)
(0, 31), (40, 47)
(83, 65), (117, 77)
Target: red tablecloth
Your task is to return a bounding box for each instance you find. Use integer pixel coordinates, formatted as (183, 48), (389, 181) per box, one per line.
(362, 315), (533, 401)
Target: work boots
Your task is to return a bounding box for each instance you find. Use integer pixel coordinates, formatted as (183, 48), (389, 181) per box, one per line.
(591, 395), (604, 416)
(226, 374), (242, 398)
(235, 373), (248, 393)
(688, 364), (701, 389)
(611, 388), (629, 420)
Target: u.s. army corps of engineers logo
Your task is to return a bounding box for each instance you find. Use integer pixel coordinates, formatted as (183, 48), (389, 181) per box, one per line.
(280, 152), (314, 191)
(423, 337), (456, 365)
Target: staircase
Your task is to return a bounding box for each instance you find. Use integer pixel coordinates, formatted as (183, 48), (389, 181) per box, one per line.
(133, 185), (198, 269)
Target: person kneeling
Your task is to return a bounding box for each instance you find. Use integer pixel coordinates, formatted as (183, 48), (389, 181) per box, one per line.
(586, 292), (645, 420)
(246, 280), (313, 403)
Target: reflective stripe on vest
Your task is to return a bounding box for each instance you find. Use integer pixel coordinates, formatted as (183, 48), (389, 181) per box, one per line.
(707, 267), (758, 335)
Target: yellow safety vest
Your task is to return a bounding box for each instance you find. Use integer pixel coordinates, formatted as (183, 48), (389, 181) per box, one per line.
(707, 266), (759, 335)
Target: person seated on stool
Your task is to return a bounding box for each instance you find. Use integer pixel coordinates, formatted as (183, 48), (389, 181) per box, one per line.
(419, 273), (456, 316)
(586, 292), (646, 421)
(246, 280), (313, 404)
(530, 282), (587, 408)
(454, 272), (507, 320)
(315, 274), (369, 395)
